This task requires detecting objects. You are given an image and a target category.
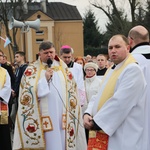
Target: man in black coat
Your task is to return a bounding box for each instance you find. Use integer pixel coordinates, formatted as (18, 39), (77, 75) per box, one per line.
(11, 51), (28, 124)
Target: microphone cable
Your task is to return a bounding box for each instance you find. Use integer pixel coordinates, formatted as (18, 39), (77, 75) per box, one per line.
(50, 79), (85, 128)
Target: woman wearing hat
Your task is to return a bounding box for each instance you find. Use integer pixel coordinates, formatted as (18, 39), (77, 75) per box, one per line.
(83, 62), (102, 143)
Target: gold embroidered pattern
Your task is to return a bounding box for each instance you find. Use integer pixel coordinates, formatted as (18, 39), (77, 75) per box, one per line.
(18, 64), (44, 147)
(65, 68), (79, 148)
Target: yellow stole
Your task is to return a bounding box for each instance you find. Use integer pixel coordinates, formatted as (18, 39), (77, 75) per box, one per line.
(16, 59), (46, 150)
(0, 67), (6, 87)
(97, 54), (136, 111)
(88, 54), (136, 150)
(0, 67), (8, 124)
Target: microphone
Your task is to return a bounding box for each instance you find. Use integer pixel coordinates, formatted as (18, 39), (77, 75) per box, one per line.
(47, 58), (53, 68)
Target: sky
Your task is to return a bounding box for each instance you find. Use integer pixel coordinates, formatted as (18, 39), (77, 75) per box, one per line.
(50, 0), (108, 32)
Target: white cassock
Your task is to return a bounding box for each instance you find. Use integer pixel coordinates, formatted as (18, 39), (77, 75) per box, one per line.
(37, 61), (87, 150)
(38, 70), (65, 150)
(85, 61), (147, 150)
(132, 45), (150, 150)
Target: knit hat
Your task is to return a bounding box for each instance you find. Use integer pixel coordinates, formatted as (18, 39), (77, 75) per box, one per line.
(84, 62), (99, 72)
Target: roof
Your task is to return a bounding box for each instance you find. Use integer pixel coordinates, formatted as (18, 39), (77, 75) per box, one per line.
(23, 2), (82, 21)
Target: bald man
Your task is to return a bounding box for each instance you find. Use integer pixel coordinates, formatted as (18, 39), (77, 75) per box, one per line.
(128, 25), (150, 58)
(128, 25), (150, 150)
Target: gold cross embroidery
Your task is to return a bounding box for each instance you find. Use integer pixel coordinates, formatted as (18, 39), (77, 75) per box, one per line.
(43, 120), (49, 128)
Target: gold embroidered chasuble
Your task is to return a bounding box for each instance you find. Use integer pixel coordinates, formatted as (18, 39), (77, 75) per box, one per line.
(88, 54), (136, 150)
(0, 67), (8, 124)
(14, 57), (82, 150)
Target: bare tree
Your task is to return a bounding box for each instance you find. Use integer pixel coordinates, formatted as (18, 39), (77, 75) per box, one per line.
(89, 0), (145, 28)
(88, 0), (147, 45)
(0, 0), (25, 60)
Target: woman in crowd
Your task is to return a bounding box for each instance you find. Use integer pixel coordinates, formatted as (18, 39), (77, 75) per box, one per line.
(83, 62), (102, 143)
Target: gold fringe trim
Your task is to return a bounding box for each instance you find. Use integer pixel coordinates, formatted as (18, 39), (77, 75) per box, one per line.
(0, 111), (8, 124)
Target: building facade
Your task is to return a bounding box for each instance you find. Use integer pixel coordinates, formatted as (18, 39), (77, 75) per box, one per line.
(0, 2), (84, 62)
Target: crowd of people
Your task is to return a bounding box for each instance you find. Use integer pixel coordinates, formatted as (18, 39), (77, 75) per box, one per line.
(0, 25), (150, 150)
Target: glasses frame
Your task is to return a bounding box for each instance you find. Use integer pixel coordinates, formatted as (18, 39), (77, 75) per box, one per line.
(85, 69), (95, 72)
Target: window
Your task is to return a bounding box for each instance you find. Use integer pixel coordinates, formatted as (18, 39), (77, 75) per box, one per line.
(36, 39), (44, 43)
(36, 30), (44, 35)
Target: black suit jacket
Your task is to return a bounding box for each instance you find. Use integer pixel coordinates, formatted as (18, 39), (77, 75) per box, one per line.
(13, 63), (28, 97)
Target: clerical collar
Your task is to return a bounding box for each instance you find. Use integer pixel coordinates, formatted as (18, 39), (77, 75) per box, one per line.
(67, 61), (74, 68)
(99, 67), (107, 70)
(130, 42), (150, 53)
(111, 65), (116, 69)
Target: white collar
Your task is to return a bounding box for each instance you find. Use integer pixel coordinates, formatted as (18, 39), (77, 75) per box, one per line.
(132, 45), (150, 54)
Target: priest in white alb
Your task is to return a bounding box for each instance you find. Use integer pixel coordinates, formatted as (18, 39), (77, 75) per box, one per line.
(0, 49), (12, 150)
(13, 41), (87, 150)
(83, 34), (147, 150)
(128, 25), (150, 150)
